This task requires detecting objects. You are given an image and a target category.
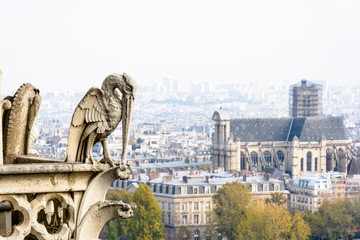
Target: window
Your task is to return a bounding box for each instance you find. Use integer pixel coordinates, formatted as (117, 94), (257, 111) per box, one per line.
(194, 202), (199, 210)
(183, 203), (187, 211)
(274, 184), (279, 191)
(162, 202), (165, 210)
(206, 202), (210, 209)
(194, 215), (199, 224)
(194, 229), (200, 240)
(250, 152), (258, 170)
(323, 181), (328, 189)
(168, 202), (171, 210)
(205, 187), (210, 194)
(168, 214), (171, 224)
(307, 152), (312, 171)
(183, 215), (188, 224)
(264, 151), (272, 165)
(241, 152), (246, 170)
(315, 157), (318, 171)
(301, 158), (304, 171)
(263, 184), (268, 191)
(181, 187), (187, 195)
(206, 214), (210, 223)
(194, 187), (198, 194)
(276, 150), (284, 164)
(252, 184), (257, 192)
(316, 181), (320, 189)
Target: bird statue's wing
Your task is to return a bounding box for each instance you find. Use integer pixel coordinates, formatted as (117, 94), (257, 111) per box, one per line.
(66, 87), (110, 162)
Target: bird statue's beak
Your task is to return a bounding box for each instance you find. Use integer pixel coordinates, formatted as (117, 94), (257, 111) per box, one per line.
(121, 93), (135, 165)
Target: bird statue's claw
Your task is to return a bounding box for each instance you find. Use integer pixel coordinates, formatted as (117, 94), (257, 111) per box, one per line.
(100, 157), (115, 167)
(85, 156), (99, 164)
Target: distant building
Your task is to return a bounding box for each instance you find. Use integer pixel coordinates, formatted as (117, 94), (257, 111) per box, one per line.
(289, 79), (322, 117)
(290, 172), (360, 213)
(114, 170), (287, 240)
(211, 110), (352, 178)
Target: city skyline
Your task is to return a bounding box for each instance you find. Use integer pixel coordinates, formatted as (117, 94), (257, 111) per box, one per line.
(1, 0), (360, 94)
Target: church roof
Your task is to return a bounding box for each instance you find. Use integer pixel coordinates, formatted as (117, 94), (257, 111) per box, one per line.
(230, 116), (347, 142)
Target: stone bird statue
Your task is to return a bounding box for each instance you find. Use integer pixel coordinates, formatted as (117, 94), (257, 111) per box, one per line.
(66, 73), (137, 166)
(2, 83), (41, 164)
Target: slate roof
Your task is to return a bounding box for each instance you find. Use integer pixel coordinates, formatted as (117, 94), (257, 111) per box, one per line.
(230, 116), (347, 142)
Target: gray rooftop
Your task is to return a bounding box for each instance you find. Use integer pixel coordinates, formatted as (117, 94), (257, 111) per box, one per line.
(230, 116), (347, 142)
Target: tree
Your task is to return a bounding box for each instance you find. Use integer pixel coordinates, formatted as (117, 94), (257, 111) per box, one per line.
(127, 183), (165, 240)
(236, 201), (310, 240)
(211, 181), (251, 240)
(107, 220), (119, 240)
(265, 192), (288, 207)
(102, 189), (134, 239)
(304, 199), (356, 240)
(176, 226), (192, 240)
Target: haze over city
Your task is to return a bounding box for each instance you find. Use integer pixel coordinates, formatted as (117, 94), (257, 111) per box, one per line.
(1, 0), (360, 94)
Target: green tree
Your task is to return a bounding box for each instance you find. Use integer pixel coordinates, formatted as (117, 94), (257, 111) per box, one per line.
(107, 220), (119, 240)
(304, 199), (356, 240)
(128, 183), (165, 240)
(211, 181), (251, 240)
(103, 189), (134, 239)
(176, 226), (192, 240)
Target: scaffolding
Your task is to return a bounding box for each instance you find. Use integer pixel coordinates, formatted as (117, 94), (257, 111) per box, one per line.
(289, 79), (323, 117)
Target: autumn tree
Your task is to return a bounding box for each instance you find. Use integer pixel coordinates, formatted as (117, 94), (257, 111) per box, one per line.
(127, 183), (165, 240)
(211, 181), (251, 240)
(236, 201), (310, 240)
(265, 192), (288, 207)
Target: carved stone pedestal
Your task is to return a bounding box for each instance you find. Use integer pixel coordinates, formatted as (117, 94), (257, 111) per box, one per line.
(0, 159), (135, 240)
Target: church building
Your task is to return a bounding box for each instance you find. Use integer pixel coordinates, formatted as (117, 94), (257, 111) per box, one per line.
(211, 110), (352, 179)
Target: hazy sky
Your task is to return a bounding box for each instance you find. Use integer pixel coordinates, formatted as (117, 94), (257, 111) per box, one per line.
(1, 0), (360, 93)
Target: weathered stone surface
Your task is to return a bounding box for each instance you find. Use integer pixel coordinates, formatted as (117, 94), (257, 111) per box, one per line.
(2, 83), (41, 164)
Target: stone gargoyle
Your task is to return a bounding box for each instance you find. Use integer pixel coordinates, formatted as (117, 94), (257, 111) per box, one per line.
(66, 73), (137, 167)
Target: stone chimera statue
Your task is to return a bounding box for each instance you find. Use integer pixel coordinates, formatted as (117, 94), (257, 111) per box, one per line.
(66, 73), (137, 166)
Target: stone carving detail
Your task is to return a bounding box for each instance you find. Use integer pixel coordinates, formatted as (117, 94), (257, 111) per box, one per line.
(66, 73), (137, 166)
(2, 84), (41, 164)
(0, 72), (137, 239)
(0, 193), (75, 240)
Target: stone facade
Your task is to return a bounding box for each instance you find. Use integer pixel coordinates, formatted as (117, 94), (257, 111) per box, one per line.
(212, 110), (352, 179)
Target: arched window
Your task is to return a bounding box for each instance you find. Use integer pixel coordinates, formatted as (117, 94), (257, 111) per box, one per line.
(276, 150), (284, 164)
(315, 157), (318, 171)
(250, 152), (258, 170)
(240, 152), (246, 170)
(301, 158), (304, 171)
(263, 151), (272, 165)
(307, 152), (312, 171)
(326, 148), (333, 171)
(194, 229), (200, 240)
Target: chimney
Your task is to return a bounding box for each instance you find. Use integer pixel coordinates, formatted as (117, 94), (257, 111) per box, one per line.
(265, 173), (270, 181)
(163, 175), (173, 183)
(183, 176), (188, 183)
(149, 172), (160, 181)
(205, 176), (211, 183)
